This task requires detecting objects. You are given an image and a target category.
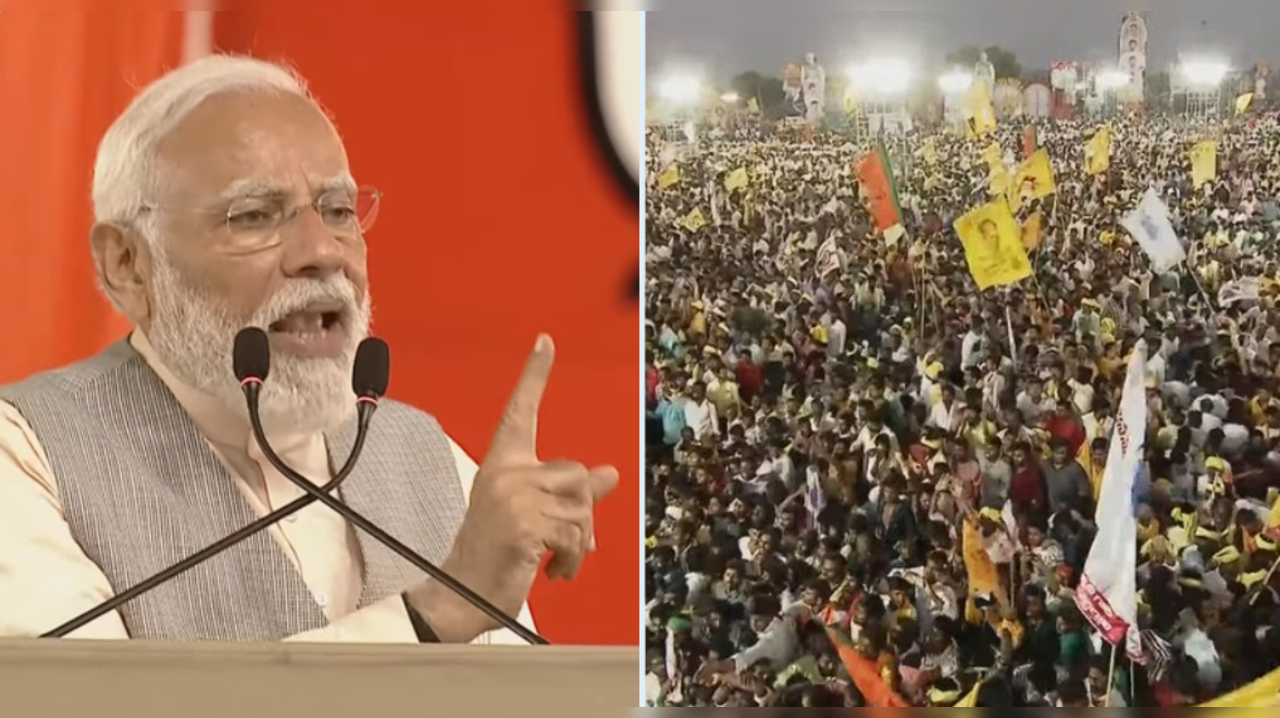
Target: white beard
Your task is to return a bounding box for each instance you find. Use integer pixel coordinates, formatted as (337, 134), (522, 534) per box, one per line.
(147, 253), (371, 436)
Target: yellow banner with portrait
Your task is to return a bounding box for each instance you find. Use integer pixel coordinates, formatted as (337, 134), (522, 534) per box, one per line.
(1008, 148), (1056, 211)
(954, 198), (1033, 290)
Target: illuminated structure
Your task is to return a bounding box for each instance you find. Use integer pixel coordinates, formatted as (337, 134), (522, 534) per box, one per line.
(800, 53), (828, 126)
(845, 58), (914, 137)
(1118, 12), (1148, 103)
(1173, 56), (1229, 119)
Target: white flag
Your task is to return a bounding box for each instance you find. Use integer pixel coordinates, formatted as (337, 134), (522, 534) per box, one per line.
(815, 237), (840, 279)
(803, 466), (827, 528)
(1218, 276), (1262, 306)
(1076, 341), (1146, 663)
(1120, 188), (1186, 273)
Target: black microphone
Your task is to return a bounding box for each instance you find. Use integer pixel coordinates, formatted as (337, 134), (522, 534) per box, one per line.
(233, 328), (547, 645)
(40, 335), (388, 638)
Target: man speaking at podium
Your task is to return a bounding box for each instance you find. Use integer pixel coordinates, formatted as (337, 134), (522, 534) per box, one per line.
(0, 55), (618, 643)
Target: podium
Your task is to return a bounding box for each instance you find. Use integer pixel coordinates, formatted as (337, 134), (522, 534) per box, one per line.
(0, 638), (636, 715)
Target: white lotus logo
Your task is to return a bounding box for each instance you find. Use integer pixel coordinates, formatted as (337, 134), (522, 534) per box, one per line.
(584, 10), (641, 190)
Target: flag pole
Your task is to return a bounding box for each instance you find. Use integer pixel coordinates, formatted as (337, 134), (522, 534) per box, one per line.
(1249, 551), (1280, 606)
(1006, 304), (1018, 366)
(1104, 643), (1119, 707)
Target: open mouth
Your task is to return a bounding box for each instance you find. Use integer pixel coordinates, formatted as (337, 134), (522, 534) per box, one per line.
(267, 302), (346, 337)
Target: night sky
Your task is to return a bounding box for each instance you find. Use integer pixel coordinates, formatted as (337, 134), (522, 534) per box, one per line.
(646, 4), (1277, 81)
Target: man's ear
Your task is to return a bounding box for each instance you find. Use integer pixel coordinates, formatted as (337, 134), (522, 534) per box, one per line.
(90, 222), (152, 325)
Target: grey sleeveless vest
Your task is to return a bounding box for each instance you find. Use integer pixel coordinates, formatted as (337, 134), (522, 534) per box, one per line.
(0, 340), (468, 641)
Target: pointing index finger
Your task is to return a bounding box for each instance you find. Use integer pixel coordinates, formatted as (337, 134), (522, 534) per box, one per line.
(487, 334), (554, 461)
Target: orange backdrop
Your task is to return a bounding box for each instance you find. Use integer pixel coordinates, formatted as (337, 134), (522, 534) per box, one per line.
(0, 8), (639, 646)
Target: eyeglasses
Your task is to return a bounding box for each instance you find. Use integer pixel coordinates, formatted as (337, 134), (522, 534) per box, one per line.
(140, 187), (382, 254)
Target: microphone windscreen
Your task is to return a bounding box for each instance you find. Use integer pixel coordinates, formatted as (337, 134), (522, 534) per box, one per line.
(353, 338), (390, 398)
(233, 328), (271, 382)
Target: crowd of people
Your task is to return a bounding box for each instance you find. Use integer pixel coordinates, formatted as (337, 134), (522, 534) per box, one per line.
(643, 106), (1280, 707)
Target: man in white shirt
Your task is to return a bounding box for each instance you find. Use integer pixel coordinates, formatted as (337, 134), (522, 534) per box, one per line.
(827, 312), (848, 360)
(1016, 377), (1055, 426)
(0, 55), (617, 643)
(961, 317), (987, 370)
(683, 381), (720, 441)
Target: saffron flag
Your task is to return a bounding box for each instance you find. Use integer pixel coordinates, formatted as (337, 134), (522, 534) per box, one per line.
(855, 143), (905, 242)
(1008, 148), (1056, 211)
(953, 198), (1033, 290)
(1085, 125), (1111, 175)
(1076, 341), (1146, 663)
(826, 627), (911, 708)
(1022, 125), (1037, 158)
(1190, 140), (1218, 189)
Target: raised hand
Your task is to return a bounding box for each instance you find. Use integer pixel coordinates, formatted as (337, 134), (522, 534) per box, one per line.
(412, 335), (619, 642)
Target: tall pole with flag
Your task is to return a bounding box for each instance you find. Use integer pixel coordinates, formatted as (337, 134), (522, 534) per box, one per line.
(1076, 341), (1146, 676)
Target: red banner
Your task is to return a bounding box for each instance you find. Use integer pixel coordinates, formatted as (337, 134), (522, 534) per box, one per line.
(1075, 574), (1129, 647)
(855, 143), (903, 234)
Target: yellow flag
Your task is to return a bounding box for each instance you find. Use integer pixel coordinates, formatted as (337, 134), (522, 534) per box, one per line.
(657, 165), (680, 190)
(963, 82), (997, 137)
(981, 142), (1002, 165)
(982, 142), (1009, 196)
(961, 514), (1001, 601)
(1008, 148), (1057, 210)
(1078, 418), (1106, 499)
(954, 198), (1033, 290)
(955, 679), (985, 708)
(1084, 125), (1111, 175)
(1190, 140), (1218, 188)
(680, 207), (707, 232)
(747, 96), (760, 114)
(1022, 210), (1043, 251)
(1236, 92), (1255, 116)
(923, 138), (938, 165)
(1199, 667), (1280, 707)
(724, 167), (749, 192)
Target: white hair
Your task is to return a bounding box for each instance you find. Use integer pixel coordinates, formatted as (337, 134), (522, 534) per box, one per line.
(90, 54), (368, 431)
(91, 54), (312, 307)
(93, 54), (311, 232)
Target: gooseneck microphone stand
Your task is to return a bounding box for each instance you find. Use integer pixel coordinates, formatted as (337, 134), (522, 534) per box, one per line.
(41, 351), (383, 638)
(235, 328), (547, 645)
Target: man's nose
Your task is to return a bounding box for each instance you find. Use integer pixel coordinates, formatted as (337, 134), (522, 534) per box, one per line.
(280, 207), (347, 279)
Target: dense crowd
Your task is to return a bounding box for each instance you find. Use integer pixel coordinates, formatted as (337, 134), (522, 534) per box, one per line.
(643, 108), (1280, 707)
